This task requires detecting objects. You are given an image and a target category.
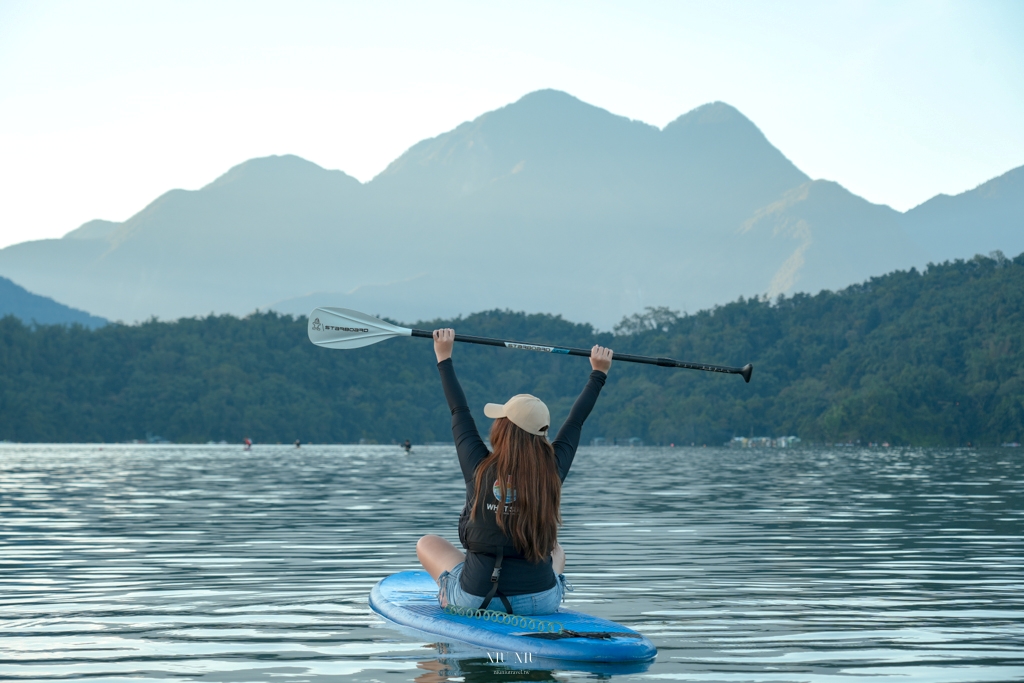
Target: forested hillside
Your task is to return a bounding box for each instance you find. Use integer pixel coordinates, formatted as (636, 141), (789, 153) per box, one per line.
(1, 253), (1021, 446)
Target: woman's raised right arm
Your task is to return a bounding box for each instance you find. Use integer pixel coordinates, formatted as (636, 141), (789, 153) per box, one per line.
(552, 345), (613, 479)
(434, 329), (489, 479)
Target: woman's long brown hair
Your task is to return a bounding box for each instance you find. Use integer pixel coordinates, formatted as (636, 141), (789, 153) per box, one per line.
(469, 417), (561, 563)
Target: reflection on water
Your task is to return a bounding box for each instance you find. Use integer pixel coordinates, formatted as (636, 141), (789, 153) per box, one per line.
(0, 444), (1021, 682)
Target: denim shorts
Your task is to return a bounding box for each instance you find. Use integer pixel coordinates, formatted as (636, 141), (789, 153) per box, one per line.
(437, 562), (572, 616)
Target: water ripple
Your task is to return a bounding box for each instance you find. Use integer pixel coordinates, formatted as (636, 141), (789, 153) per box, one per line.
(1, 444), (1022, 681)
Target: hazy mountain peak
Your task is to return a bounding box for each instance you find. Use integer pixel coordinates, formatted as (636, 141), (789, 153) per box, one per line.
(658, 100), (809, 201)
(478, 88), (652, 135)
(94, 153), (365, 257)
(63, 219), (120, 241)
(505, 88), (591, 111)
(204, 154), (359, 192)
(373, 89), (659, 197)
(486, 88), (633, 126)
(666, 101), (750, 128)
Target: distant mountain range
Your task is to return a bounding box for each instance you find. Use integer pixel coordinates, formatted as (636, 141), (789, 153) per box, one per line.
(0, 276), (107, 328)
(0, 89), (1020, 328)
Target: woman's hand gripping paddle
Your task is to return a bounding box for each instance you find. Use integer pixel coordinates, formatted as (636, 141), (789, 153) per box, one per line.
(307, 307), (753, 382)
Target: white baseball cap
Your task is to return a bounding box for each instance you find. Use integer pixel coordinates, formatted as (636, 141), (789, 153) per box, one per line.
(483, 394), (550, 436)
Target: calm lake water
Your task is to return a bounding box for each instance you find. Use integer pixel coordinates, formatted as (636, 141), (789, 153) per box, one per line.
(1, 444), (1022, 682)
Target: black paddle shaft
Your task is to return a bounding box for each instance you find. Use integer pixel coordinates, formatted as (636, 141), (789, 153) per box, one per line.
(410, 329), (753, 382)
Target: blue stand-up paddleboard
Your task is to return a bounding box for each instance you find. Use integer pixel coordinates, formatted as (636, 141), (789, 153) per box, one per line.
(369, 571), (657, 666)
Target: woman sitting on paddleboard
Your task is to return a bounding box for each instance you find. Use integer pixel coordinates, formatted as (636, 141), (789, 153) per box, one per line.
(417, 328), (613, 616)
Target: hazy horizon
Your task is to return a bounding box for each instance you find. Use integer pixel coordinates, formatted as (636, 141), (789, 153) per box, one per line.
(1, 0), (1023, 250)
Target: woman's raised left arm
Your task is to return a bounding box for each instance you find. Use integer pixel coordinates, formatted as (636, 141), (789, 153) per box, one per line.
(551, 345), (612, 479)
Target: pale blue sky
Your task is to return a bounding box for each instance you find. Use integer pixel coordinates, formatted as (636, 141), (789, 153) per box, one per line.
(1, 0), (1022, 249)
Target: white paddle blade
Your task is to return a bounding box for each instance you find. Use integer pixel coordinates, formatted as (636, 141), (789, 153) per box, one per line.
(307, 307), (412, 350)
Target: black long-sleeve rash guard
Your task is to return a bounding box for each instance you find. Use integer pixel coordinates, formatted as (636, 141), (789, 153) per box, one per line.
(436, 358), (607, 596)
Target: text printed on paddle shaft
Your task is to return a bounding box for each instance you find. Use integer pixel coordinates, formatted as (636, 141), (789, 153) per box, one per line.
(504, 342), (553, 353)
(325, 326), (369, 333)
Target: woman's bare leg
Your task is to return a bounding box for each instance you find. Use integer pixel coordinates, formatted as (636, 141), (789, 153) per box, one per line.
(417, 534), (466, 581)
(552, 542), (565, 574)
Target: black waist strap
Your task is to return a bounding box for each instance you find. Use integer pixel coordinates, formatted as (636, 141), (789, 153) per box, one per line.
(478, 546), (513, 614)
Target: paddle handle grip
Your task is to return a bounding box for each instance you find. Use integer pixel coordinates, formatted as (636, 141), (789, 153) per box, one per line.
(410, 329), (752, 382)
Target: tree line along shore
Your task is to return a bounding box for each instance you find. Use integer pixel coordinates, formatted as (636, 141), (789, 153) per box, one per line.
(1, 253), (1021, 447)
